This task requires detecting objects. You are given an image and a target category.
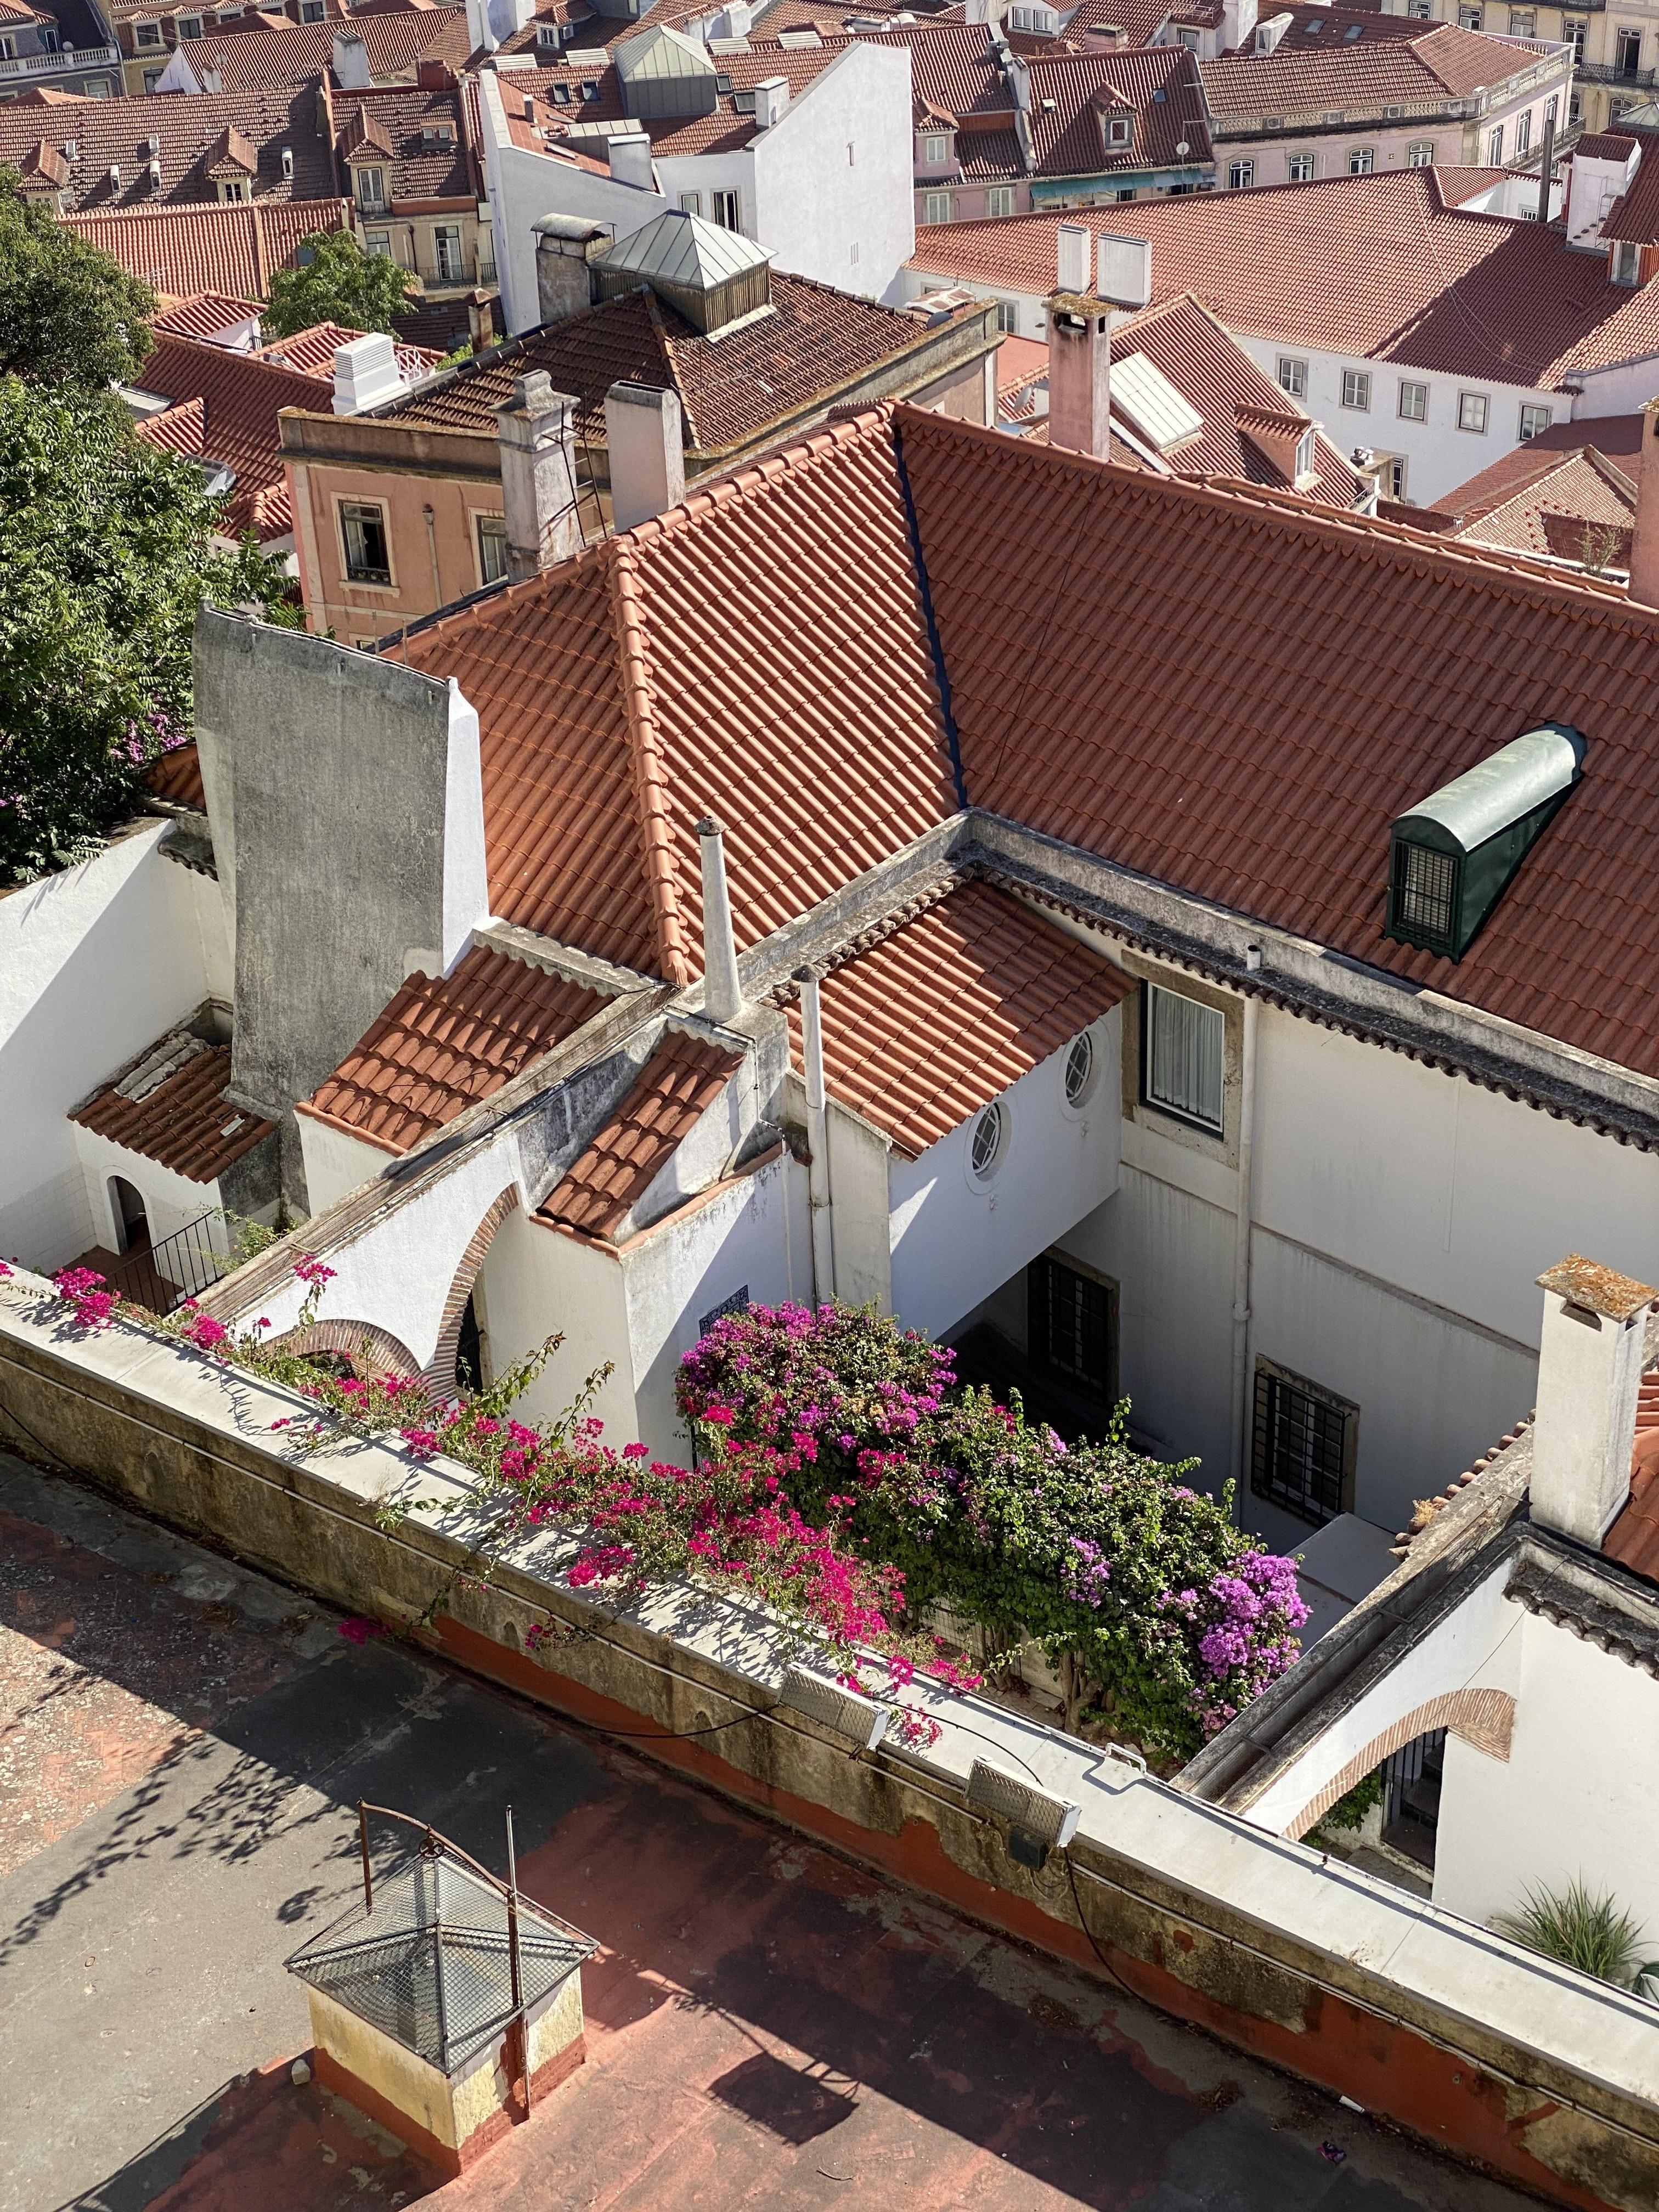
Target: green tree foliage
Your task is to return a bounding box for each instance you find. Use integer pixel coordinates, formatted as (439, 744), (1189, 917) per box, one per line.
(264, 230), (417, 338)
(0, 167), (159, 388)
(0, 377), (296, 884)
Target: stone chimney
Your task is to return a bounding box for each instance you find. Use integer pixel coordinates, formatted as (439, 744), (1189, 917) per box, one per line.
(533, 213), (608, 326)
(330, 29), (371, 86)
(1220, 0), (1257, 48)
(608, 131), (655, 191)
(332, 332), (405, 415)
(697, 818), (743, 1023)
(752, 76), (789, 128)
(1045, 226), (1150, 461)
(496, 371), (582, 580)
(464, 0), (498, 53)
(1530, 1254), (1657, 1547)
(1626, 394), (1659, 609)
(604, 381), (685, 531)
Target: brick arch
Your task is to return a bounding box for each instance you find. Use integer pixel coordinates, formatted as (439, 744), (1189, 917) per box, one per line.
(1285, 1687), (1516, 1842)
(424, 1184), (521, 1396)
(273, 1318), (424, 1383)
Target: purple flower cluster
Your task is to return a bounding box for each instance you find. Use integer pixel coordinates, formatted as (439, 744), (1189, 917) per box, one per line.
(1062, 1535), (1111, 1610)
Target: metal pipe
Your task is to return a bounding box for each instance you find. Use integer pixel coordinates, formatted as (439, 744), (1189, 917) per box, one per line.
(1537, 112), (1556, 223)
(797, 967), (835, 1306)
(505, 1802), (528, 2112)
(696, 817), (743, 1025)
(422, 501), (441, 610)
(1228, 953), (1262, 1522)
(359, 1799), (373, 1916)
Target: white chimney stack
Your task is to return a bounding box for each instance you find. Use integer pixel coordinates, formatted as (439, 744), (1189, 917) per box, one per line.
(697, 817), (743, 1024)
(465, 0), (498, 53)
(1054, 219), (1089, 295)
(331, 29), (371, 85)
(752, 75), (789, 128)
(1530, 1254), (1656, 1547)
(603, 381), (685, 532)
(496, 371), (582, 579)
(333, 332), (406, 415)
(1097, 229), (1151, 308)
(607, 130), (655, 192)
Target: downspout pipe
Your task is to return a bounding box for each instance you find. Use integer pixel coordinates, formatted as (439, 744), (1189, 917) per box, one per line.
(1228, 947), (1262, 1523)
(697, 816), (743, 1024)
(797, 965), (835, 1308)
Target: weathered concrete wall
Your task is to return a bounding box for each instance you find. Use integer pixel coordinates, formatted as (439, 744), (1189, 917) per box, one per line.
(3, 1277), (1658, 2212)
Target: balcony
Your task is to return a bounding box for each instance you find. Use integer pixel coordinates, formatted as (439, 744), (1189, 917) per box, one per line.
(0, 40), (120, 77)
(1577, 57), (1656, 83)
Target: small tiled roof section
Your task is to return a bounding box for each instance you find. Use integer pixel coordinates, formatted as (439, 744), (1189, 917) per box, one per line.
(145, 742), (207, 810)
(1604, 1368), (1659, 1585)
(70, 1034), (274, 1183)
(810, 20), (1014, 120)
(300, 945), (606, 1155)
(906, 170), (1659, 393)
(331, 84), (476, 199)
(521, 42), (840, 156)
(64, 198), (354, 303)
(787, 882), (1135, 1159)
(538, 1029), (741, 1238)
(1200, 18), (1548, 117)
(132, 333), (334, 539)
(136, 392), (208, 457)
(400, 413), (958, 980)
(0, 83), (340, 213)
(151, 289), (263, 340)
(1435, 441), (1637, 563)
(1025, 47), (1212, 177)
(1600, 148), (1659, 247)
(254, 319), (443, 380)
(376, 270), (948, 453)
(170, 5), (466, 94)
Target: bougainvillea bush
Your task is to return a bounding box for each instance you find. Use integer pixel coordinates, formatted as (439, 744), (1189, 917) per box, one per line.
(677, 1301), (1306, 1759)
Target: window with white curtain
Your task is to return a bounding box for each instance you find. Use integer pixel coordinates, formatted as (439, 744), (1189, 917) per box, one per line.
(1144, 985), (1225, 1132)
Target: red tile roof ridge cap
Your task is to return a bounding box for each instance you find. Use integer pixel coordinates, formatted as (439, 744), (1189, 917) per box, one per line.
(889, 402), (1652, 627)
(611, 402), (896, 555)
(291, 1095), (409, 1156)
(607, 540), (693, 988)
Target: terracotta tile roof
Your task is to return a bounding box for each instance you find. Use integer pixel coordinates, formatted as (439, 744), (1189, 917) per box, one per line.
(806, 21), (1013, 119)
(1025, 47), (1211, 176)
(907, 171), (1659, 392)
(0, 83), (340, 213)
(1603, 1369), (1659, 1585)
(171, 5), (465, 93)
(300, 945), (605, 1154)
(520, 43), (840, 157)
(374, 272), (951, 454)
(134, 332), (332, 537)
(331, 83), (476, 199)
(253, 318), (443, 379)
(399, 414), (958, 980)
(1058, 0), (1188, 42)
(151, 289), (263, 340)
(996, 331), (1047, 393)
(63, 198), (354, 303)
(537, 1029), (740, 1237)
(1435, 441), (1636, 564)
(785, 881), (1135, 1158)
(1200, 16), (1549, 116)
(134, 392), (208, 456)
(1575, 131), (1639, 161)
(145, 742), (207, 810)
(1600, 150), (1659, 247)
(70, 1035), (274, 1183)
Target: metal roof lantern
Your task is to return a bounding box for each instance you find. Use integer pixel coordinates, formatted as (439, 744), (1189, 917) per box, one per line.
(614, 21), (718, 116)
(1385, 722), (1587, 963)
(594, 207), (772, 335)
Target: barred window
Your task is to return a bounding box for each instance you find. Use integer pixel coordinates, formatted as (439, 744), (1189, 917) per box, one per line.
(1251, 1363), (1356, 1525)
(1395, 840), (1457, 943)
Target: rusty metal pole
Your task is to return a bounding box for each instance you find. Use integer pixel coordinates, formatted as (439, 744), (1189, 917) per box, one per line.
(506, 1804), (528, 2114)
(358, 1801), (373, 1916)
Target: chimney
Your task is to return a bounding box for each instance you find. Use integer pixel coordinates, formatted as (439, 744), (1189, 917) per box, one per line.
(1530, 1255), (1656, 1546)
(332, 332), (406, 414)
(1220, 0), (1256, 47)
(496, 371), (582, 579)
(1045, 223), (1109, 459)
(752, 75), (789, 128)
(464, 0), (498, 53)
(533, 213), (607, 324)
(604, 380), (685, 530)
(697, 818), (743, 1024)
(607, 129), (654, 191)
(331, 28), (371, 85)
(964, 0), (992, 19)
(720, 0), (752, 30)
(1626, 394), (1659, 609)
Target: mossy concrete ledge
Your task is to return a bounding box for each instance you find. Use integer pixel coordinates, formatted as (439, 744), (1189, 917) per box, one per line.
(3, 1271), (1659, 2212)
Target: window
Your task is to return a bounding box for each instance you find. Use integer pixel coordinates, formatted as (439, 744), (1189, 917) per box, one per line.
(1393, 838), (1458, 944)
(340, 500), (391, 585)
(1407, 0), (1430, 15)
(1457, 2), (1480, 24)
(1612, 237), (1642, 285)
(1295, 427), (1314, 478)
(1508, 4), (1534, 27)
(1487, 123), (1504, 165)
(1406, 140), (1434, 167)
(1457, 389), (1488, 433)
(968, 1101), (1007, 1178)
(1228, 159), (1255, 188)
(475, 510), (508, 586)
(1287, 152), (1315, 181)
(1384, 454), (1407, 499)
(1545, 93), (1558, 130)
(1570, 90), (1582, 125)
(1341, 368), (1371, 410)
(1144, 983), (1224, 1132)
(679, 191), (702, 215)
(1515, 108), (1531, 156)
(1063, 1030), (1097, 1108)
(432, 222), (462, 280)
(354, 163), (388, 211)
(176, 12), (202, 36)
(1397, 379), (1427, 421)
(300, 0), (324, 17)
(710, 187), (740, 229)
(1518, 402), (1552, 440)
(986, 184), (1015, 216)
(1251, 1361), (1356, 1526)
(1028, 1254), (1116, 1401)
(580, 80), (599, 100)
(1619, 26), (1642, 71)
(1277, 353), (1307, 398)
(142, 66), (164, 88)
(995, 298), (1018, 333)
(1568, 22), (1584, 64)
(1347, 146), (1375, 174)
(922, 189), (953, 223)
(1105, 113), (1132, 144)
(922, 129), (949, 163)
(218, 178), (247, 202)
(364, 226), (392, 257)
(135, 18), (160, 43)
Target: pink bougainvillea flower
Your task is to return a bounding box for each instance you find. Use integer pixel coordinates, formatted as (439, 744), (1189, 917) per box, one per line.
(337, 1616), (384, 1645)
(292, 1255), (337, 1287)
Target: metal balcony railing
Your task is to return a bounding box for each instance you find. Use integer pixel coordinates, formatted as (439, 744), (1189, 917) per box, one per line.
(108, 1209), (229, 1316)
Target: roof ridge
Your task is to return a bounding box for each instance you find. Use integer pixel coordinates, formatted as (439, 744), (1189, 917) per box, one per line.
(607, 539), (692, 986)
(613, 402), (896, 554)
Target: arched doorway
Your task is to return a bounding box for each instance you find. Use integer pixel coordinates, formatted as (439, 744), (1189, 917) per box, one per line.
(1380, 1728), (1447, 1872)
(109, 1176), (149, 1255)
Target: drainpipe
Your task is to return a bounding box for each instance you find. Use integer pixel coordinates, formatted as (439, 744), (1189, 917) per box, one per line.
(1228, 946), (1262, 1525)
(696, 816), (743, 1024)
(797, 965), (836, 1307)
(422, 503), (441, 611)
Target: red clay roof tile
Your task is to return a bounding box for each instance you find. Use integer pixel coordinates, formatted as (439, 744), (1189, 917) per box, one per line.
(132, 332), (333, 539)
(70, 1037), (274, 1183)
(64, 198), (354, 306)
(538, 1028), (740, 1237)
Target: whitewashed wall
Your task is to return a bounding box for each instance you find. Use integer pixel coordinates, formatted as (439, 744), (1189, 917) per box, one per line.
(747, 43), (916, 304)
(0, 824), (229, 1272)
(296, 1113), (397, 1215)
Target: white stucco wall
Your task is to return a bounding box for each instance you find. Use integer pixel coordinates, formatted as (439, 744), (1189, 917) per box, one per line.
(888, 1012), (1122, 1343)
(0, 823), (228, 1272)
(296, 1113), (398, 1216)
(1570, 344), (1659, 419)
(481, 1206), (642, 1442)
(69, 1127), (231, 1271)
(746, 43), (916, 303)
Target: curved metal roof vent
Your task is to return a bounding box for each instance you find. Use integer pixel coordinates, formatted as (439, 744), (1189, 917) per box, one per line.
(1385, 721), (1587, 962)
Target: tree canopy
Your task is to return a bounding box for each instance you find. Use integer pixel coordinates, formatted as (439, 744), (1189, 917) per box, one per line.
(264, 229), (418, 338)
(0, 377), (296, 884)
(0, 168), (159, 388)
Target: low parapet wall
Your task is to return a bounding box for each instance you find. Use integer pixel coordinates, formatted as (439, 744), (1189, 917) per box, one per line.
(3, 1272), (1657, 2212)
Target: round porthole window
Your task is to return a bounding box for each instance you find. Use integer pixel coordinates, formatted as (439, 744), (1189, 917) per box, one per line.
(970, 1101), (1007, 1180)
(1063, 1030), (1096, 1110)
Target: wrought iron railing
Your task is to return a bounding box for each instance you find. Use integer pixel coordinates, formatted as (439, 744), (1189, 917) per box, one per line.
(108, 1209), (228, 1315)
